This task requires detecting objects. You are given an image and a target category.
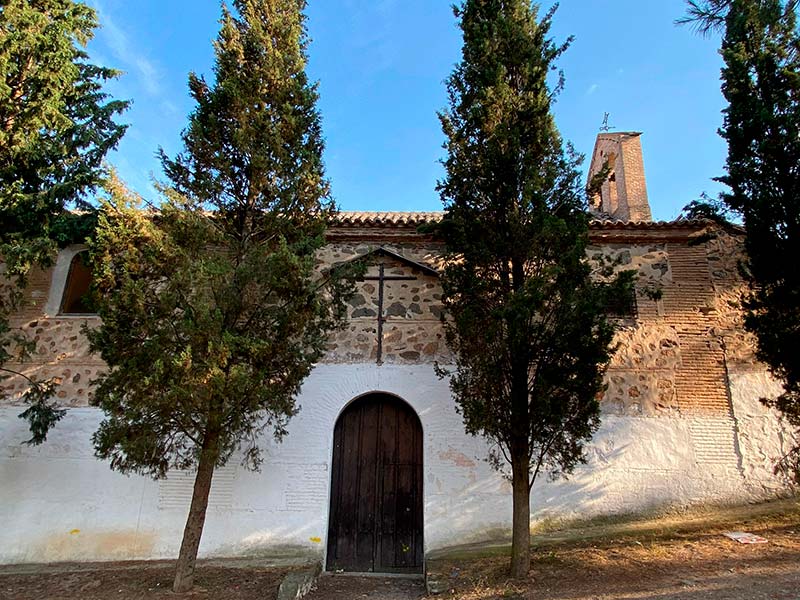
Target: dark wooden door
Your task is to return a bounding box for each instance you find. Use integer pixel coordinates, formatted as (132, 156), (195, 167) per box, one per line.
(327, 393), (423, 573)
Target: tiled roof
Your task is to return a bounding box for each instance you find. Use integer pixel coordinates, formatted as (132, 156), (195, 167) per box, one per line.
(589, 218), (719, 230)
(332, 211), (724, 230)
(334, 211), (443, 226)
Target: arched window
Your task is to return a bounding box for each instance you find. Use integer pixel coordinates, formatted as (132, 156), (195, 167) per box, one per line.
(59, 251), (94, 315)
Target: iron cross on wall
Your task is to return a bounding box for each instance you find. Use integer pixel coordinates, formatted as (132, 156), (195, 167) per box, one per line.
(363, 262), (416, 365)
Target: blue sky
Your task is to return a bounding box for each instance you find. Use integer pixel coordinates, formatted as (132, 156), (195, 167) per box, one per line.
(86, 0), (727, 222)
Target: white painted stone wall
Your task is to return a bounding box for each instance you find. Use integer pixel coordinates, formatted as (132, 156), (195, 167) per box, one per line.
(729, 369), (799, 495)
(0, 363), (792, 565)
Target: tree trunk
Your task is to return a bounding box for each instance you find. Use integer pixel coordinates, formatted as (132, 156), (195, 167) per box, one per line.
(173, 434), (218, 593)
(510, 456), (531, 578)
(508, 258), (531, 580)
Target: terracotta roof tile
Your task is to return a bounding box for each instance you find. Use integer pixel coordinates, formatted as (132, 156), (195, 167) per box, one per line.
(332, 211), (722, 230)
(334, 211), (443, 226)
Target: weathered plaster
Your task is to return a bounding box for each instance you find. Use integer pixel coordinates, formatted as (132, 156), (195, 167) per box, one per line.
(0, 226), (794, 565)
(728, 370), (798, 495)
(0, 363), (791, 564)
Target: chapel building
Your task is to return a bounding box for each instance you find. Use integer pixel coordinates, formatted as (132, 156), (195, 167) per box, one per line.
(0, 132), (793, 573)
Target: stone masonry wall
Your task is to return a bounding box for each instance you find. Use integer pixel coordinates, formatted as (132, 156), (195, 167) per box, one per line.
(318, 243), (448, 364)
(0, 227), (782, 428)
(1, 258), (105, 408)
(0, 222), (795, 565)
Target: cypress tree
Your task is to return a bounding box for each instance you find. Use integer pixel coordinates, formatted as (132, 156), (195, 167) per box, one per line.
(87, 0), (353, 591)
(437, 0), (632, 577)
(0, 0), (128, 442)
(682, 0), (800, 479)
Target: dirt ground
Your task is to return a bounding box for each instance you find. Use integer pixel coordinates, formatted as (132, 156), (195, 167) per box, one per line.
(435, 514), (800, 599)
(0, 562), (291, 600)
(1, 500), (799, 600)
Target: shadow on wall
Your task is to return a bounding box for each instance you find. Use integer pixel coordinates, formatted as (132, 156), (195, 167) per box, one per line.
(423, 407), (762, 555)
(424, 440), (628, 551)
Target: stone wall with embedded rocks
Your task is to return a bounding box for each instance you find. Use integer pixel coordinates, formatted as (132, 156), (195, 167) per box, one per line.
(589, 243), (672, 288)
(604, 324), (681, 417)
(321, 240), (675, 369)
(1, 249), (106, 410)
(319, 243), (448, 364)
(590, 242), (677, 418)
(0, 231), (782, 420)
(0, 316), (104, 409)
(0, 241), (451, 407)
(0, 223), (795, 566)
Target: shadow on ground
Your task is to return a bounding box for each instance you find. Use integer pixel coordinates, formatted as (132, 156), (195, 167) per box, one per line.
(430, 500), (800, 600)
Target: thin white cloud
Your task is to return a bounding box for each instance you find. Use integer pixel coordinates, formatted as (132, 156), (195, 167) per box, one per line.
(160, 100), (181, 117)
(91, 0), (162, 96)
(586, 83), (599, 96)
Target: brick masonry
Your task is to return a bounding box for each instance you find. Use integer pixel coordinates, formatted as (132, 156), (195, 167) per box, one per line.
(0, 225), (752, 423)
(587, 132), (653, 222)
(0, 218), (795, 564)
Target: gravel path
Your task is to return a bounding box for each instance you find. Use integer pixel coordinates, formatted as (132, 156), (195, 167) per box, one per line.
(304, 574), (426, 600)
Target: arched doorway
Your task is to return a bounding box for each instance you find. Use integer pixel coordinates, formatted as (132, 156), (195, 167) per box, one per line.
(326, 393), (423, 573)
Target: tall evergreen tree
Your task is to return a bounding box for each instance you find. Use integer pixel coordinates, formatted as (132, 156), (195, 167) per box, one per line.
(437, 0), (632, 577)
(0, 0), (128, 442)
(681, 0), (800, 480)
(86, 0), (353, 592)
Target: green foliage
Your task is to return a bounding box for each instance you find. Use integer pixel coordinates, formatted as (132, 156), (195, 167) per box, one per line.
(88, 176), (352, 476)
(87, 3), (353, 588)
(678, 0), (736, 34)
(87, 184), (343, 477)
(90, 0), (350, 477)
(0, 0), (128, 241)
(0, 0), (127, 443)
(159, 0), (327, 232)
(680, 193), (739, 247)
(15, 378), (65, 445)
(49, 211), (101, 247)
(684, 0), (800, 481)
(437, 0), (633, 575)
(680, 192), (737, 224)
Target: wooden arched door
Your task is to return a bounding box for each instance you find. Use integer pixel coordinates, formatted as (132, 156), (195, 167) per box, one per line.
(326, 393), (423, 573)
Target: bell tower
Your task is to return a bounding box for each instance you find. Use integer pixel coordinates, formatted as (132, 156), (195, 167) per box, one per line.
(587, 131), (652, 222)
